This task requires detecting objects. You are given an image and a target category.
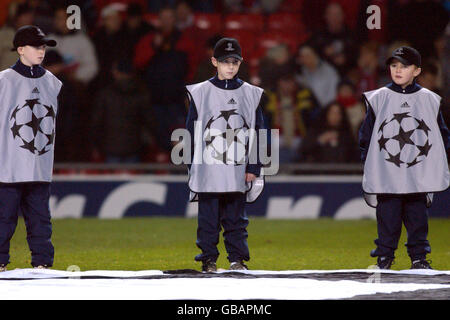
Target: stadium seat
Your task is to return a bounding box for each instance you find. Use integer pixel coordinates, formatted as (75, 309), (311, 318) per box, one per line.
(267, 13), (305, 33)
(224, 14), (264, 32)
(331, 0), (361, 30)
(194, 13), (223, 36)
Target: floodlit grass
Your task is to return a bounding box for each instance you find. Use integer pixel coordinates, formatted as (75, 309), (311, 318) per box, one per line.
(7, 218), (450, 271)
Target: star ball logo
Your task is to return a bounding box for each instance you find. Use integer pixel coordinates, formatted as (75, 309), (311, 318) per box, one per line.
(9, 98), (56, 155)
(203, 108), (249, 165)
(377, 111), (431, 168)
(170, 112), (280, 176)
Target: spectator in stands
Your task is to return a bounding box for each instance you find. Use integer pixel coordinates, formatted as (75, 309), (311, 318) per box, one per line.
(121, 2), (154, 61)
(429, 33), (447, 93)
(193, 34), (219, 83)
(295, 43), (340, 108)
(259, 44), (296, 92)
(175, 0), (195, 31)
(0, 3), (34, 70)
(49, 6), (98, 85)
(299, 101), (359, 163)
(134, 6), (193, 153)
(91, 59), (153, 163)
(175, 1), (205, 78)
(417, 62), (441, 95)
(310, 1), (356, 76)
(43, 50), (82, 162)
(92, 3), (130, 88)
(352, 41), (384, 98)
(388, 0), (448, 59)
(336, 80), (365, 139)
(265, 73), (320, 163)
(28, 0), (53, 33)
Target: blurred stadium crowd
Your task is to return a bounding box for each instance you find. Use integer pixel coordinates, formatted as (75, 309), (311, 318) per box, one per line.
(0, 0), (449, 168)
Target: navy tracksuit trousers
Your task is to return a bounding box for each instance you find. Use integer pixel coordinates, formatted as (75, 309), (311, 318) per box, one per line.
(371, 193), (431, 260)
(0, 183), (54, 267)
(195, 192), (249, 263)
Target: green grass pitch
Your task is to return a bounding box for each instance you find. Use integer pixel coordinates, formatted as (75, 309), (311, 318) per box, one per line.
(7, 218), (450, 271)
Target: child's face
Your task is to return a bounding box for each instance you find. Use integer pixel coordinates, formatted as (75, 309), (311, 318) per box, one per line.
(337, 84), (354, 97)
(18, 45), (46, 66)
(298, 47), (319, 70)
(326, 104), (343, 127)
(389, 59), (421, 88)
(212, 57), (241, 80)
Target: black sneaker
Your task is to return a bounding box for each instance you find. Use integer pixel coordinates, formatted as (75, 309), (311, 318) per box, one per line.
(229, 261), (248, 271)
(376, 256), (394, 269)
(411, 259), (432, 269)
(202, 259), (217, 272)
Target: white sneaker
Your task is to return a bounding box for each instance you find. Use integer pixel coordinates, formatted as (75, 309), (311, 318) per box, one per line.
(0, 265), (6, 272)
(229, 261), (248, 270)
(34, 265), (48, 269)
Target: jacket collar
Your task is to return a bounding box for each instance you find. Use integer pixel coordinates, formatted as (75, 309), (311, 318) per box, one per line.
(209, 73), (243, 90)
(11, 59), (46, 78)
(386, 80), (422, 94)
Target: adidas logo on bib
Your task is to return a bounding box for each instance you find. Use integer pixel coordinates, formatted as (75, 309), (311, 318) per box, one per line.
(400, 102), (410, 108)
(227, 98), (237, 105)
(32, 87), (40, 94)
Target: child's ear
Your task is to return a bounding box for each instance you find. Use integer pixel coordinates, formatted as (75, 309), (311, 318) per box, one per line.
(211, 57), (218, 67)
(413, 67), (422, 78)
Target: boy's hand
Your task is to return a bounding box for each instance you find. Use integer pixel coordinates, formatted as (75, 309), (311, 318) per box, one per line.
(245, 173), (256, 182)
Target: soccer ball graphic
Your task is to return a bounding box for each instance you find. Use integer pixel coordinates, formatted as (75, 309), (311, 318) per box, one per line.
(9, 98), (56, 156)
(203, 109), (250, 165)
(377, 111), (432, 168)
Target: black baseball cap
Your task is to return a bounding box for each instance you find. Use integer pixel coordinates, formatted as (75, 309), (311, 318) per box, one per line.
(11, 25), (57, 51)
(386, 46), (421, 68)
(213, 38), (243, 61)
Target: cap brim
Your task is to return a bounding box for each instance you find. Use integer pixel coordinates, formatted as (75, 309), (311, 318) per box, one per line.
(217, 54), (243, 62)
(44, 39), (57, 47)
(386, 55), (411, 66)
(36, 38), (57, 47)
(11, 38), (57, 51)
